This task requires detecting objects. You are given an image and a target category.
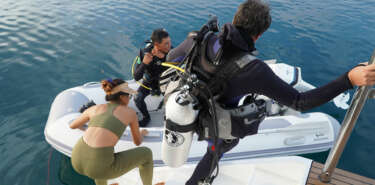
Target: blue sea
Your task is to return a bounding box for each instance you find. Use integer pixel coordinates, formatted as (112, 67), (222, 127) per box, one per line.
(1, 0), (374, 184)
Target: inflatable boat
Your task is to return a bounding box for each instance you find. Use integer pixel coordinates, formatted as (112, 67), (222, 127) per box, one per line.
(44, 59), (349, 165)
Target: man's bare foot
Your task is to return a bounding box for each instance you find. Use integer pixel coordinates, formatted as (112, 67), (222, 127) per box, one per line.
(154, 182), (165, 185)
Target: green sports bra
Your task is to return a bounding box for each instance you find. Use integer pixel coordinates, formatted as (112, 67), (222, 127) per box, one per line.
(88, 103), (127, 138)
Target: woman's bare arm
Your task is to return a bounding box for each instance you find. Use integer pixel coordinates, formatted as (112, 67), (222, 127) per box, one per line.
(70, 106), (94, 129)
(128, 109), (145, 146)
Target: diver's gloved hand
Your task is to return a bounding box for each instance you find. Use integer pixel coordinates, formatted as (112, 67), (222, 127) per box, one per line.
(79, 100), (96, 113)
(151, 88), (161, 96)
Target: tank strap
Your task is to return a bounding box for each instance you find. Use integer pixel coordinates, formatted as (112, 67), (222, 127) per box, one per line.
(165, 119), (196, 133)
(234, 54), (257, 68)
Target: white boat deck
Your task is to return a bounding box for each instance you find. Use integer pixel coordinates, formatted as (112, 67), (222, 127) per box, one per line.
(107, 156), (312, 185)
(105, 156), (375, 185)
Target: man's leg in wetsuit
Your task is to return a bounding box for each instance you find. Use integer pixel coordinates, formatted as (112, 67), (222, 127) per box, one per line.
(185, 138), (239, 185)
(135, 86), (151, 127)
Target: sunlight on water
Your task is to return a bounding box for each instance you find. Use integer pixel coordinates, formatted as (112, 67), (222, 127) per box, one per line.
(0, 0), (374, 184)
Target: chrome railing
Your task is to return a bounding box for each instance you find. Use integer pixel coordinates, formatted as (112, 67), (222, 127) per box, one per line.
(319, 49), (375, 182)
(370, 88), (375, 99)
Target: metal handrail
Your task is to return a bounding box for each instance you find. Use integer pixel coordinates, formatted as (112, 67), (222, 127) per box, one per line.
(370, 88), (375, 99)
(319, 49), (375, 183)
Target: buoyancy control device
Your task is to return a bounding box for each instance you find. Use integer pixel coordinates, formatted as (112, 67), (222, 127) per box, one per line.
(161, 16), (221, 168)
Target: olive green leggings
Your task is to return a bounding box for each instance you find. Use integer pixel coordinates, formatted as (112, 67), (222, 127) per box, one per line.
(71, 138), (153, 185)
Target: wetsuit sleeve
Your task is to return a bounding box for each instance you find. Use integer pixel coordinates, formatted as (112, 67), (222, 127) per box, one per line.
(166, 37), (194, 63)
(226, 60), (353, 111)
(133, 62), (148, 81)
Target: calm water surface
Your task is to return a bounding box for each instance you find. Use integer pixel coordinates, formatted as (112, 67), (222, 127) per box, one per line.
(1, 0), (374, 184)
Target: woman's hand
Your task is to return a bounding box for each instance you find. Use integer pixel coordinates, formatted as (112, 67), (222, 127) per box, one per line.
(348, 63), (375, 86)
(140, 129), (148, 136)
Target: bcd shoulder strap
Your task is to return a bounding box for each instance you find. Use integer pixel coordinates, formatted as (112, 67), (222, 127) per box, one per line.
(208, 54), (257, 95)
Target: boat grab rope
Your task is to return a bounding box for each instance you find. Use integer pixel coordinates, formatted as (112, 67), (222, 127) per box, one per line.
(46, 147), (53, 185)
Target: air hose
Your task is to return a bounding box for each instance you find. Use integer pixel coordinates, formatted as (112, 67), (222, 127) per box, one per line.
(131, 55), (183, 90)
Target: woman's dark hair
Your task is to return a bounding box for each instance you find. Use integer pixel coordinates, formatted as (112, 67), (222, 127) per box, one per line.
(101, 78), (129, 101)
(233, 0), (272, 37)
(151, 28), (169, 44)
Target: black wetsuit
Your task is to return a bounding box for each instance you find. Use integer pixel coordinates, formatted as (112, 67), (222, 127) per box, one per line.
(134, 48), (169, 126)
(166, 23), (353, 185)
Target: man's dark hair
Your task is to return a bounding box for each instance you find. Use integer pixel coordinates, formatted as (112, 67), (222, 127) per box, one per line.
(151, 28), (169, 44)
(233, 0), (272, 37)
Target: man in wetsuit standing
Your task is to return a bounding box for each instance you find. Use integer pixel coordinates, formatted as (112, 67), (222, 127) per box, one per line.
(134, 28), (172, 127)
(166, 0), (375, 184)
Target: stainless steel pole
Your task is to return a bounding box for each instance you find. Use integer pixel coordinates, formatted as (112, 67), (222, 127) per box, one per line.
(369, 88), (375, 99)
(319, 49), (375, 183)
